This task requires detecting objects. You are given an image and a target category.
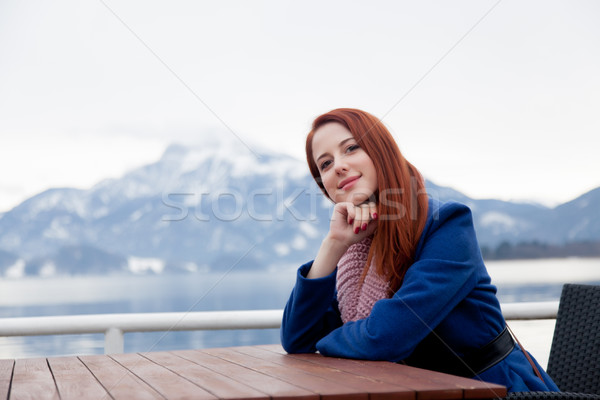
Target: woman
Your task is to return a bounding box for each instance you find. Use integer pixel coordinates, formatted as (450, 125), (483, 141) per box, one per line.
(280, 108), (558, 392)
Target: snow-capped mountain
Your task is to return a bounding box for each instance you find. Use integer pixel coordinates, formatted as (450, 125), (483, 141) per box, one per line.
(0, 139), (599, 277)
(0, 141), (333, 276)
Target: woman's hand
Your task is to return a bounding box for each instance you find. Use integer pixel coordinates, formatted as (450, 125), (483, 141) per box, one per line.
(307, 201), (377, 279)
(328, 201), (378, 247)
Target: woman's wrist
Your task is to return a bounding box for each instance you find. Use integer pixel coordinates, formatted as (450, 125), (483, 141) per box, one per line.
(322, 234), (350, 256)
(307, 236), (349, 279)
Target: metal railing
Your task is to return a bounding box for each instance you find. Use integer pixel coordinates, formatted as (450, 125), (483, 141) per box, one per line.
(0, 301), (558, 354)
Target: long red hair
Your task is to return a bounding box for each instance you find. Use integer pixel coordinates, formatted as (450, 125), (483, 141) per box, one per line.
(306, 108), (429, 292)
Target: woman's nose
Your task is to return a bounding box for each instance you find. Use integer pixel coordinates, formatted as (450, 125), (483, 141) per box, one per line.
(334, 159), (349, 174)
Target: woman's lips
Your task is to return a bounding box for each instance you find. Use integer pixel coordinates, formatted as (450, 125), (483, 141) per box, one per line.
(338, 176), (360, 190)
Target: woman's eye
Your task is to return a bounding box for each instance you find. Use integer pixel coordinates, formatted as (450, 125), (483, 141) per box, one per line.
(346, 144), (360, 152)
(320, 160), (332, 170)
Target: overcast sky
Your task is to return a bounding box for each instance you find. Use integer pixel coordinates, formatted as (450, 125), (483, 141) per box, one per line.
(1, 0), (599, 212)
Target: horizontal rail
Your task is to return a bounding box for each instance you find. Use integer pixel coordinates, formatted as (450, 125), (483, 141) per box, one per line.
(0, 302), (558, 354)
(0, 309), (284, 336)
(501, 301), (559, 320)
(0, 309), (283, 354)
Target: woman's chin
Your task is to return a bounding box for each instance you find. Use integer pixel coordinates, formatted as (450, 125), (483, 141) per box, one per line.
(332, 189), (375, 205)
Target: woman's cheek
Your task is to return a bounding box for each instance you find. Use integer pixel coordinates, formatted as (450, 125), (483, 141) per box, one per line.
(323, 176), (337, 201)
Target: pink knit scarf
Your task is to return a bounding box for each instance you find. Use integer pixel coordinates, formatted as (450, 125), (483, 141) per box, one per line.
(336, 236), (391, 323)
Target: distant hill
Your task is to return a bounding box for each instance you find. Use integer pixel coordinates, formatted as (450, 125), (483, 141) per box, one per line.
(0, 139), (598, 277)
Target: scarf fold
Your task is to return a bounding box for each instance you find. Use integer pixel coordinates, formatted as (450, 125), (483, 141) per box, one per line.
(336, 236), (391, 323)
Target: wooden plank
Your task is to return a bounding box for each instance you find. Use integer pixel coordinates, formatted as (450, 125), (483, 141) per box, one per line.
(204, 347), (368, 400)
(110, 352), (218, 400)
(174, 349), (319, 400)
(234, 345), (415, 400)
(80, 354), (164, 400)
(257, 344), (284, 352)
(389, 363), (506, 399)
(0, 359), (14, 400)
(10, 358), (59, 400)
(264, 344), (505, 399)
(47, 356), (110, 400)
(143, 351), (269, 400)
(277, 352), (463, 400)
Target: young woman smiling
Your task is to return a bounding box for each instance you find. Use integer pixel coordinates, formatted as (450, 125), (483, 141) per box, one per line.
(280, 108), (559, 393)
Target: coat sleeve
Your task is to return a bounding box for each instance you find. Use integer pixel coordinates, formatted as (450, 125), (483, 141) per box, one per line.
(280, 261), (344, 353)
(315, 201), (485, 361)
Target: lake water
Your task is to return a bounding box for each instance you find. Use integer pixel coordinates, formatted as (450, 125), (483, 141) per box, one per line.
(1, 257), (599, 365)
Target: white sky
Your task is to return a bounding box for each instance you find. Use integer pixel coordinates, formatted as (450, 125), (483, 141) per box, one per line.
(1, 0), (599, 212)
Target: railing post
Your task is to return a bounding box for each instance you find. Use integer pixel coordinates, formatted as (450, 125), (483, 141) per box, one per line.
(105, 327), (124, 354)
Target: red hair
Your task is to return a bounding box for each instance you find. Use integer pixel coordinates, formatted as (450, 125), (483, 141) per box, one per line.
(306, 108), (429, 292)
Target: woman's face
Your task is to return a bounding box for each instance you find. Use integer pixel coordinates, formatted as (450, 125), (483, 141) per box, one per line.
(311, 122), (378, 205)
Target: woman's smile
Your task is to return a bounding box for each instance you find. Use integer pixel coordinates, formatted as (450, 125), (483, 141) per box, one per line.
(338, 175), (360, 190)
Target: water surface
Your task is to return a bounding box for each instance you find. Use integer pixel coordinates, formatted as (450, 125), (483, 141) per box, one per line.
(1, 258), (599, 359)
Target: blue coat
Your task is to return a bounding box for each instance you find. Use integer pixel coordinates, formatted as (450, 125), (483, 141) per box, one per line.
(281, 199), (559, 393)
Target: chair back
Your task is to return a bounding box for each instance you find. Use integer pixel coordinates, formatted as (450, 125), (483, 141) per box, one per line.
(547, 284), (600, 394)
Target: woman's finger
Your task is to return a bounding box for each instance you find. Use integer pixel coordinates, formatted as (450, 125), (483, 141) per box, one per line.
(353, 206), (363, 234)
(368, 202), (378, 220)
(345, 202), (357, 226)
(359, 203), (371, 232)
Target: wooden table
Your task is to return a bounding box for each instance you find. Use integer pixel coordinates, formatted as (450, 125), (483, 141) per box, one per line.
(0, 344), (506, 399)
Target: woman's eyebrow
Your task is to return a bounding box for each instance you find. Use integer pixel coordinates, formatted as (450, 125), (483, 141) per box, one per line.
(315, 137), (355, 163)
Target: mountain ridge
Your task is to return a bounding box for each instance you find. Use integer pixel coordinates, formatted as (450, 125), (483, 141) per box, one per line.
(1, 142), (598, 277)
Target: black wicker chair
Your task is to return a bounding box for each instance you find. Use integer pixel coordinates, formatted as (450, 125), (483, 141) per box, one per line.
(506, 283), (600, 400)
